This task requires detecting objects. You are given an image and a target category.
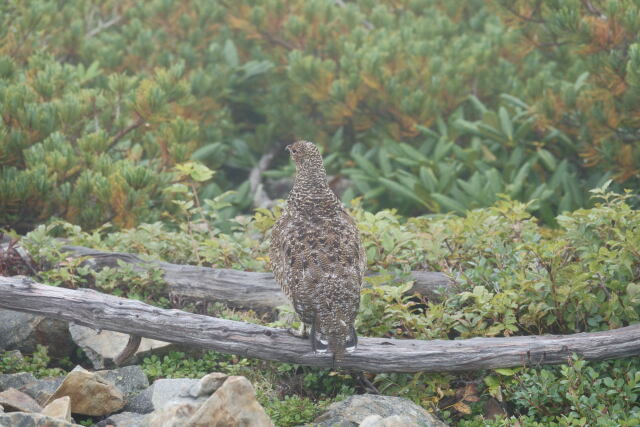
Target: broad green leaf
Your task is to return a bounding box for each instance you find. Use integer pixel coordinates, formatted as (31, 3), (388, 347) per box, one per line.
(574, 72), (590, 91)
(431, 192), (467, 213)
(537, 149), (557, 171)
(223, 39), (239, 67)
(498, 107), (513, 141)
(419, 166), (438, 192)
(469, 94), (488, 114)
(507, 161), (532, 197)
(500, 94), (529, 109)
(352, 153), (379, 177)
(191, 143), (224, 161)
(627, 283), (640, 300)
(377, 148), (392, 177)
(433, 139), (453, 162)
(379, 177), (430, 208)
(494, 368), (518, 376)
(189, 163), (215, 182)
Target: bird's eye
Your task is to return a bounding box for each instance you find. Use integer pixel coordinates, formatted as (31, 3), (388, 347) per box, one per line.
(291, 149), (297, 153)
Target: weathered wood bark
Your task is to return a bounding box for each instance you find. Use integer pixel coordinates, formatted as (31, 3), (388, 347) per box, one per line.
(2, 276), (639, 373)
(60, 245), (454, 314)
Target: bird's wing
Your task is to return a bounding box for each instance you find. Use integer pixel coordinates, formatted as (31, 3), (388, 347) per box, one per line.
(269, 212), (316, 323)
(338, 209), (367, 283)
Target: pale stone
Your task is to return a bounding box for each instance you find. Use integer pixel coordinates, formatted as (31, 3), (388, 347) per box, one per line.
(139, 374), (274, 427)
(46, 368), (125, 416)
(0, 387), (42, 413)
(187, 372), (228, 398)
(360, 414), (422, 426)
(0, 411), (82, 426)
(359, 414), (384, 426)
(185, 376), (274, 427)
(147, 401), (201, 427)
(41, 396), (71, 422)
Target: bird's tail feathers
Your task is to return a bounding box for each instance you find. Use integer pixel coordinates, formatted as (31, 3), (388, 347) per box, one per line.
(311, 321), (358, 364)
(333, 325), (357, 363)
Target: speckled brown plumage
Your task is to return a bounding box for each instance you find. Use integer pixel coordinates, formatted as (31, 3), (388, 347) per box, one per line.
(269, 141), (365, 360)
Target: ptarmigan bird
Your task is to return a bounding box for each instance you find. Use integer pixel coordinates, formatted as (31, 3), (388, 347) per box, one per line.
(269, 141), (365, 360)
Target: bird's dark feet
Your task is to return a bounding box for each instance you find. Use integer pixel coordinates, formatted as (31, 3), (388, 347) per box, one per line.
(310, 322), (330, 354)
(345, 325), (358, 353)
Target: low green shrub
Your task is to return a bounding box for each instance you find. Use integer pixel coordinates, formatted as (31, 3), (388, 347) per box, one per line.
(462, 356), (640, 426)
(0, 345), (68, 378)
(344, 95), (605, 223)
(4, 0), (637, 233)
(263, 395), (328, 427)
(13, 187), (640, 425)
(141, 351), (253, 382)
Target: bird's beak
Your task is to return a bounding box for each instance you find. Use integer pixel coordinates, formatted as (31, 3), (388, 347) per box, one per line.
(285, 144), (292, 153)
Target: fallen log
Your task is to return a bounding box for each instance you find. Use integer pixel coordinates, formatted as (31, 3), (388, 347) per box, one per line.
(60, 245), (454, 313)
(1, 276), (639, 373)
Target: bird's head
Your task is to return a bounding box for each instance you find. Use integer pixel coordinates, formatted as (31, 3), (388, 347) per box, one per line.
(285, 140), (323, 170)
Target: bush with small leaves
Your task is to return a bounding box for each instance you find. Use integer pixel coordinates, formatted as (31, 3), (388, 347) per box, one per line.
(0, 345), (69, 378)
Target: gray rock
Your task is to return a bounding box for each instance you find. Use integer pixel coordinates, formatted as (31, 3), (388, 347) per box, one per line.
(116, 374), (273, 426)
(69, 324), (180, 369)
(359, 415), (384, 426)
(0, 310), (40, 352)
(99, 411), (148, 427)
(20, 377), (65, 406)
(0, 309), (74, 358)
(312, 394), (448, 427)
(360, 414), (423, 426)
(0, 411), (82, 426)
(151, 378), (199, 410)
(123, 378), (199, 415)
(96, 365), (150, 399)
(32, 318), (76, 359)
(0, 372), (37, 392)
(186, 372), (227, 398)
(123, 385), (154, 414)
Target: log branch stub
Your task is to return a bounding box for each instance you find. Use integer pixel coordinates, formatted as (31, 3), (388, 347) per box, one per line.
(1, 276), (639, 373)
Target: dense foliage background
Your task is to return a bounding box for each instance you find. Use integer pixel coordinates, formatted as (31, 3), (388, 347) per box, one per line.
(1, 1), (639, 426)
(2, 0), (639, 232)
